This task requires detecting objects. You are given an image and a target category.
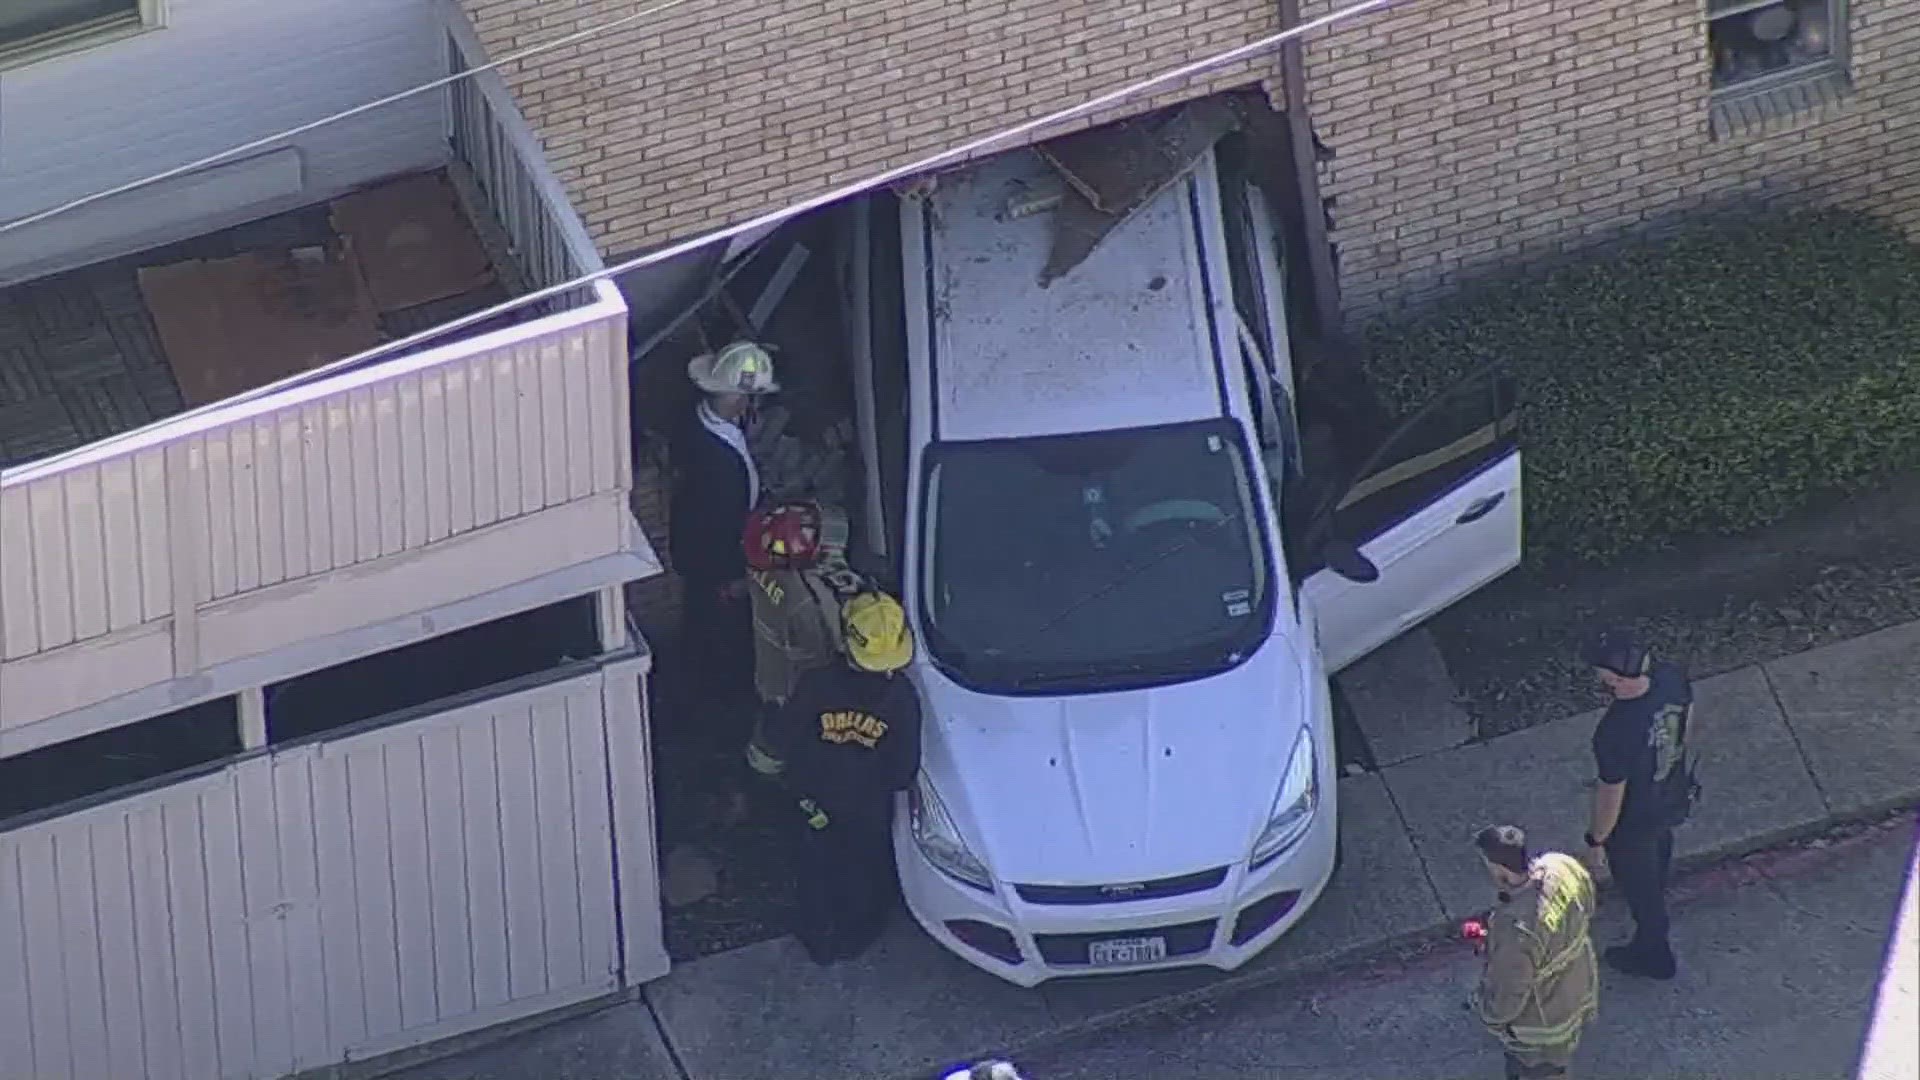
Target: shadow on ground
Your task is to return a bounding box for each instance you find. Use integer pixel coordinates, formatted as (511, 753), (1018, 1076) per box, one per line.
(1433, 469), (1920, 738)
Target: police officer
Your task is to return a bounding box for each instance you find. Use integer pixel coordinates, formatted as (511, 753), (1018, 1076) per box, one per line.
(1580, 628), (1696, 980)
(1470, 825), (1600, 1080)
(756, 590), (922, 963)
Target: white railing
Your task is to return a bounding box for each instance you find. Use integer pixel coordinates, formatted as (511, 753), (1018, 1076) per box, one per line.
(444, 0), (609, 313)
(0, 1), (634, 710)
(0, 299), (631, 665)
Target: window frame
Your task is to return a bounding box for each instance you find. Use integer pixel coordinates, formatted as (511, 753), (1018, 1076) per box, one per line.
(0, 0), (164, 71)
(1705, 0), (1850, 135)
(0, 694), (241, 833)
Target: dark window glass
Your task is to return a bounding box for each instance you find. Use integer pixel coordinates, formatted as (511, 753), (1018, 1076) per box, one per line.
(1709, 0), (1838, 90)
(0, 697), (240, 826)
(265, 594), (601, 743)
(922, 419), (1275, 695)
(1, 0), (138, 47)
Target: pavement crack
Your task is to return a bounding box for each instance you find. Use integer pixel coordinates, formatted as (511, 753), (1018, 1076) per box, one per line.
(1757, 663), (1832, 813)
(642, 987), (695, 1080)
(1754, 868), (1878, 937)
(1377, 771), (1449, 919)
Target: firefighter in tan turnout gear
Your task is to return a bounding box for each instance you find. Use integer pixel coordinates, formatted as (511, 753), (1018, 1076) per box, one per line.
(1469, 825), (1601, 1080)
(738, 500), (864, 776)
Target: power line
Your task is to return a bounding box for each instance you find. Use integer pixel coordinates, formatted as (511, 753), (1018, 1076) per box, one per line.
(4, 0), (1398, 482)
(0, 0), (704, 238)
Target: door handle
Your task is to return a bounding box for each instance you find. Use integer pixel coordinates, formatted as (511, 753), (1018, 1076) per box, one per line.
(1456, 491), (1507, 525)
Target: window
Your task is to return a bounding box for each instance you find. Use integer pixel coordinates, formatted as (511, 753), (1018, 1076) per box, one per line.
(920, 420), (1274, 695)
(1327, 368), (1518, 548)
(1710, 0), (1841, 89)
(0, 697), (240, 827)
(0, 0), (156, 66)
(264, 595), (603, 744)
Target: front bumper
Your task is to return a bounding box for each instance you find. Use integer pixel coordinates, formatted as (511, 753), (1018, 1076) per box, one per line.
(891, 791), (1339, 988)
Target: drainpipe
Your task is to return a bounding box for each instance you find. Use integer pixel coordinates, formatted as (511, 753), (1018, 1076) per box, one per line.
(1274, 0), (1343, 336)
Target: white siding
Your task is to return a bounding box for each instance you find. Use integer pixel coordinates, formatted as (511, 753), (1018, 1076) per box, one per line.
(0, 0), (448, 285)
(0, 659), (653, 1080)
(0, 301), (629, 681)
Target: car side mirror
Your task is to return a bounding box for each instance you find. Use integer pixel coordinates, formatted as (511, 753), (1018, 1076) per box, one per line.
(1322, 538), (1380, 583)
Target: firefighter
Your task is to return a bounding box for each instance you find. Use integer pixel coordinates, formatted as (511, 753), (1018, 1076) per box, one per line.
(756, 590), (922, 964)
(669, 341), (778, 711)
(738, 500), (864, 777)
(1470, 825), (1600, 1080)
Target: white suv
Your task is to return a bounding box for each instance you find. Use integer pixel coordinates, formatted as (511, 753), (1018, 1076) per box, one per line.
(835, 142), (1521, 986)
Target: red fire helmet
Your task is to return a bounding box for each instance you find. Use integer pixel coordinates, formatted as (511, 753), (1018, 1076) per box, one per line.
(742, 500), (849, 571)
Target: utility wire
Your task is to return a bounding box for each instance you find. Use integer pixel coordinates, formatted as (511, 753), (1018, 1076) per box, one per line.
(0, 0), (704, 238)
(4, 0), (1399, 482)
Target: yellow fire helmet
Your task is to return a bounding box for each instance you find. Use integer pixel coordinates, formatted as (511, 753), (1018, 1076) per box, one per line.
(842, 590), (914, 673)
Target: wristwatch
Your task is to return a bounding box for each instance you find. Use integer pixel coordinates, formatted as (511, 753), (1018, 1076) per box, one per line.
(1584, 831), (1605, 848)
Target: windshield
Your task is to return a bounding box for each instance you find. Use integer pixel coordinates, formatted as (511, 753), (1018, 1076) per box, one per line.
(919, 419), (1274, 695)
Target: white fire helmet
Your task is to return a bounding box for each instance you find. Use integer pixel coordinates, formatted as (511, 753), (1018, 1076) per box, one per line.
(687, 340), (779, 396)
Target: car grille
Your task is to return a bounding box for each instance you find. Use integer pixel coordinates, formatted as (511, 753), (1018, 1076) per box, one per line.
(1012, 865), (1230, 906)
(1033, 919), (1218, 966)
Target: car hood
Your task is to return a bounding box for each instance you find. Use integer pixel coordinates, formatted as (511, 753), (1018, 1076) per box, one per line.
(915, 639), (1308, 886)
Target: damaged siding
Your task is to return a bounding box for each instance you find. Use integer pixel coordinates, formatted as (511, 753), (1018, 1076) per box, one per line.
(1299, 0), (1920, 316)
(458, 0), (1288, 258)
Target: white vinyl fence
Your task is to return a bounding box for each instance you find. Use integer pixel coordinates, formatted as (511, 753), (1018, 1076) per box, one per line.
(0, 655), (663, 1080)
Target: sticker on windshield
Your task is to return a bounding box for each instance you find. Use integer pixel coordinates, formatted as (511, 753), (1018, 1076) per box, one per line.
(1206, 435), (1223, 453)
(1223, 588), (1252, 618)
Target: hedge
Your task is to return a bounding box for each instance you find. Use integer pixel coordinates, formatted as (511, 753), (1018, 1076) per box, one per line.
(1359, 208), (1920, 565)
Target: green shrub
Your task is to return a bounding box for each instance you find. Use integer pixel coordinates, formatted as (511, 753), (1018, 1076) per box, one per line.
(1359, 208), (1920, 565)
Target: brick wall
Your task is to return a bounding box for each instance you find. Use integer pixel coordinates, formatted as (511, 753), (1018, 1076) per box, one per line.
(459, 0), (1286, 260)
(1299, 0), (1920, 317)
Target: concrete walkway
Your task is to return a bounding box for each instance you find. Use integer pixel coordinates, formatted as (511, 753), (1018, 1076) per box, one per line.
(388, 620), (1920, 1080)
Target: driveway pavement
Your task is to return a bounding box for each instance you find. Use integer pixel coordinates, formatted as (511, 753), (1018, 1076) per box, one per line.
(379, 620), (1920, 1080)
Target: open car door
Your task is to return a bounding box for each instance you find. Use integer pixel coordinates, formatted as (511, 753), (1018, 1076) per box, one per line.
(1301, 368), (1521, 672)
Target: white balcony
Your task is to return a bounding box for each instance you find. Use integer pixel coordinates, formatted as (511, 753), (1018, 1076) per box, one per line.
(0, 13), (648, 751)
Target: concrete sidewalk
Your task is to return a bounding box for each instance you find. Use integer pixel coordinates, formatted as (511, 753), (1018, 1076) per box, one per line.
(391, 620), (1920, 1080)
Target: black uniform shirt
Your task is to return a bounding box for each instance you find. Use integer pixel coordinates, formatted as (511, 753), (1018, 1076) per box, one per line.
(766, 663), (923, 819)
(668, 405), (753, 587)
(1591, 660), (1693, 837)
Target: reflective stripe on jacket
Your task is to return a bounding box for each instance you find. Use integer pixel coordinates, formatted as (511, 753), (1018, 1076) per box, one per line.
(748, 567), (844, 706)
(1473, 852), (1600, 1058)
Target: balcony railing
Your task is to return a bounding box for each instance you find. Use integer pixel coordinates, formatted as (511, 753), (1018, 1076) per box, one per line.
(446, 2), (606, 311)
(0, 7), (634, 740)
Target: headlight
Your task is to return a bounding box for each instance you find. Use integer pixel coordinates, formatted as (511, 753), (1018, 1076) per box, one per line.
(1249, 726), (1319, 868)
(908, 771), (995, 892)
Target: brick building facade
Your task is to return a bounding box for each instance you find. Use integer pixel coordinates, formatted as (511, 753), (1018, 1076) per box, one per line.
(1300, 0), (1920, 315)
(459, 0), (1286, 261)
(460, 0), (1920, 635)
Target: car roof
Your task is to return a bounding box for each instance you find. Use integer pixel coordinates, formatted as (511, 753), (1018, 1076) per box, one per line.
(920, 148), (1228, 444)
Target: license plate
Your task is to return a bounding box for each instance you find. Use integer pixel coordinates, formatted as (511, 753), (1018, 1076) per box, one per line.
(1087, 935), (1168, 967)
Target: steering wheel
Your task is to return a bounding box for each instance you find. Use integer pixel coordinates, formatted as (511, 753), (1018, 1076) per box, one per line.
(1122, 499), (1231, 533)
(1115, 500), (1236, 558)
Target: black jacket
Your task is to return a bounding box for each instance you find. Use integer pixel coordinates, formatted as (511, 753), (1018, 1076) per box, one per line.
(668, 407), (753, 587)
(764, 664), (923, 819)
